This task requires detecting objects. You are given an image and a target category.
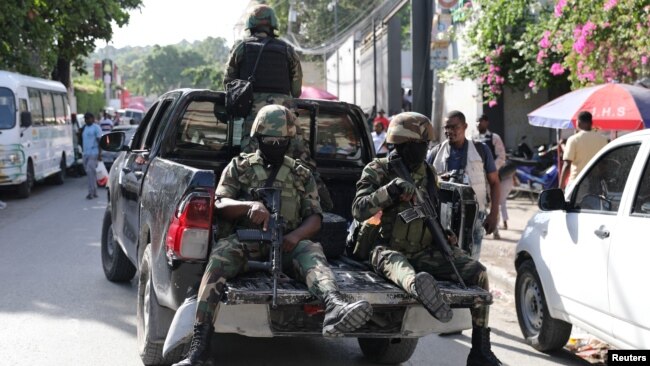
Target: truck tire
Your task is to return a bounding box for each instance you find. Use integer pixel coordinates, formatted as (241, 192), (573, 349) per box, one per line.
(101, 209), (136, 282)
(137, 245), (188, 365)
(16, 161), (34, 199)
(358, 337), (419, 364)
(312, 212), (348, 259)
(49, 153), (66, 185)
(515, 260), (572, 352)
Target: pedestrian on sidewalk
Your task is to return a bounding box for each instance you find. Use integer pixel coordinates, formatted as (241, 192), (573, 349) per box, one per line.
(373, 109), (390, 130)
(81, 112), (102, 199)
(472, 114), (509, 238)
(560, 111), (608, 189)
(427, 110), (500, 259)
(99, 112), (113, 133)
(371, 121), (389, 157)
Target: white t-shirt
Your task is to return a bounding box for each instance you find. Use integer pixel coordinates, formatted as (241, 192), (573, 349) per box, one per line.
(372, 131), (388, 154)
(99, 118), (114, 132)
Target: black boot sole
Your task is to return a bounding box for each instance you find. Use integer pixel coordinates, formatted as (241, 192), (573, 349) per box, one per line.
(322, 300), (373, 337)
(414, 272), (453, 323)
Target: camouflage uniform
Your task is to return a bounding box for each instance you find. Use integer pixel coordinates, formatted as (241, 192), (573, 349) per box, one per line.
(351, 112), (491, 329)
(195, 114), (336, 325)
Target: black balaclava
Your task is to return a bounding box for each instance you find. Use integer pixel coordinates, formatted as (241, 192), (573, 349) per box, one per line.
(395, 141), (428, 171)
(257, 137), (290, 166)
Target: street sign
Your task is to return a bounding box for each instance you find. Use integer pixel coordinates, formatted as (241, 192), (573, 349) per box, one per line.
(430, 47), (449, 70)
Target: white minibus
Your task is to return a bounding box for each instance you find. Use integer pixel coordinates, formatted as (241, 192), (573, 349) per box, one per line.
(0, 70), (74, 198)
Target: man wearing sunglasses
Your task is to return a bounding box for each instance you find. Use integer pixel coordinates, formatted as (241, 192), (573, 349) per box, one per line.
(174, 105), (372, 366)
(426, 110), (500, 260)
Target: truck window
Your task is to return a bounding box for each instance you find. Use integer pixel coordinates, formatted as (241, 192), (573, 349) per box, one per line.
(176, 101), (227, 152)
(28, 88), (44, 126)
(314, 113), (361, 160)
(140, 99), (173, 151)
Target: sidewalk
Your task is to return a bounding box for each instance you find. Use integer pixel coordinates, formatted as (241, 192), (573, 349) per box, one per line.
(480, 197), (538, 293)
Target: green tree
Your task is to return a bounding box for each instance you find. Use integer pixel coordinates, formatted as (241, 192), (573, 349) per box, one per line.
(137, 45), (206, 95)
(0, 0), (142, 88)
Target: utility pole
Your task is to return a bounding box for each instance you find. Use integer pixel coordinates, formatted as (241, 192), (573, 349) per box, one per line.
(329, 0), (340, 98)
(411, 0), (433, 119)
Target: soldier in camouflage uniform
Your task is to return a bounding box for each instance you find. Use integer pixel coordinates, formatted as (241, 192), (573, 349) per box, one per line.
(224, 4), (333, 211)
(174, 105), (372, 366)
(351, 112), (502, 366)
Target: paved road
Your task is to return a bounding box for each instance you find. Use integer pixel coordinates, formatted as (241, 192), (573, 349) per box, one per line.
(0, 177), (590, 365)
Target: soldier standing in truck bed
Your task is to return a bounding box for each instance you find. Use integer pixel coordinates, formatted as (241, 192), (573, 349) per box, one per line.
(224, 4), (334, 210)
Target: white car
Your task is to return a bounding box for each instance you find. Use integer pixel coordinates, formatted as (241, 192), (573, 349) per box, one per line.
(515, 129), (650, 352)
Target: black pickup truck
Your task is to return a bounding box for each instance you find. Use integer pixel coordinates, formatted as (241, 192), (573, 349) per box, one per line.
(99, 89), (490, 365)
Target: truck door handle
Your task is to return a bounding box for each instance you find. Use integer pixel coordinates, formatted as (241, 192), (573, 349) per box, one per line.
(122, 167), (132, 173)
(594, 226), (610, 239)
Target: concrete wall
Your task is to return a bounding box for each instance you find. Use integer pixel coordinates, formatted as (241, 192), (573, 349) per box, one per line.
(326, 36), (358, 104)
(303, 61), (325, 90)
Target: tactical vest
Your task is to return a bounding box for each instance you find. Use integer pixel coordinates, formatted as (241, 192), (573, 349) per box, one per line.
(432, 140), (489, 211)
(477, 132), (496, 159)
(239, 37), (291, 95)
(242, 153), (306, 231)
(376, 159), (435, 254)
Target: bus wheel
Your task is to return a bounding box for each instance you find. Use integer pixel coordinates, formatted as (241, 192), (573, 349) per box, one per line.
(16, 161), (34, 199)
(50, 154), (66, 185)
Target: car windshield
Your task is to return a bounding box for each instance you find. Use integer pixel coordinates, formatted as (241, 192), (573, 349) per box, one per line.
(0, 87), (16, 129)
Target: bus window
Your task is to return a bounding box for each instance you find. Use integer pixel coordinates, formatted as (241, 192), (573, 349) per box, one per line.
(53, 93), (66, 125)
(41, 91), (56, 125)
(28, 88), (44, 126)
(0, 87), (16, 129)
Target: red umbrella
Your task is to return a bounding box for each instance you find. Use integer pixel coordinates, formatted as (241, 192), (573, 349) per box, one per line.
(528, 83), (650, 131)
(300, 86), (338, 100)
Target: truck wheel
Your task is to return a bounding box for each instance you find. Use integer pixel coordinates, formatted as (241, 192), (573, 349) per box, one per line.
(16, 161), (34, 199)
(137, 245), (187, 365)
(49, 154), (66, 185)
(313, 212), (347, 259)
(358, 337), (419, 364)
(515, 260), (571, 352)
(101, 209), (136, 282)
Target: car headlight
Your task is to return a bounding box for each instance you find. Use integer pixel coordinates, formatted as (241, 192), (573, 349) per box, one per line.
(0, 153), (24, 167)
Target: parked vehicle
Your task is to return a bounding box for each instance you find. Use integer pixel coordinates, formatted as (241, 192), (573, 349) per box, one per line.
(100, 124), (137, 170)
(515, 129), (650, 353)
(100, 89), (490, 365)
(117, 108), (144, 124)
(0, 70), (74, 198)
(508, 145), (559, 200)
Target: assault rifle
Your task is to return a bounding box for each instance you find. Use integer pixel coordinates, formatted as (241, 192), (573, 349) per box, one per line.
(236, 188), (284, 308)
(388, 156), (466, 288)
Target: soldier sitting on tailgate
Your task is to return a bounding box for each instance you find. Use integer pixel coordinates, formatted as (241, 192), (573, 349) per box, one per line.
(351, 112), (502, 366)
(173, 105), (373, 366)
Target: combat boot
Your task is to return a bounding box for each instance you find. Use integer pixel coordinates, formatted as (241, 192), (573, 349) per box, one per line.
(411, 272), (453, 323)
(466, 327), (502, 366)
(322, 292), (373, 337)
(172, 322), (213, 366)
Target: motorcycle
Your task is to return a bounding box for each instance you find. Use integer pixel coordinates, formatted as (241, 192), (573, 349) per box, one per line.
(506, 138), (559, 200)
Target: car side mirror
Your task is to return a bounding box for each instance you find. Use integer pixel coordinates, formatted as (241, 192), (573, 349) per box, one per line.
(100, 132), (128, 152)
(20, 111), (32, 128)
(538, 188), (567, 211)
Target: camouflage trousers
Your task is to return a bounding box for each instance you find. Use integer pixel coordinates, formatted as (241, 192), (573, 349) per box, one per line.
(370, 244), (490, 328)
(196, 233), (338, 324)
(240, 93), (292, 153)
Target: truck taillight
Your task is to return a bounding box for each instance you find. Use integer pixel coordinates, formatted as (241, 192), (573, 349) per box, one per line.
(166, 192), (213, 261)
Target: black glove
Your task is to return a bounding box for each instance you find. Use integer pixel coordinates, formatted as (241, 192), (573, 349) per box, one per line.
(385, 178), (416, 199)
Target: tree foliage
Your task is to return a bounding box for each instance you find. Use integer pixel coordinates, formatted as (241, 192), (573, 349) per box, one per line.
(443, 0), (650, 107)
(0, 0), (142, 87)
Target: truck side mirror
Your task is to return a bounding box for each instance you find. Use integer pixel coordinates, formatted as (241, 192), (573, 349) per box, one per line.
(20, 111), (32, 128)
(538, 188), (567, 211)
(100, 131), (128, 152)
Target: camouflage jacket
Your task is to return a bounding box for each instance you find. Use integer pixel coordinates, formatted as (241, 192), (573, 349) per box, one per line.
(224, 32), (302, 98)
(216, 151), (322, 232)
(352, 158), (435, 253)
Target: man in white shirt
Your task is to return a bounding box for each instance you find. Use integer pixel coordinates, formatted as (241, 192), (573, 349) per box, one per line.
(371, 120), (389, 157)
(99, 112), (113, 133)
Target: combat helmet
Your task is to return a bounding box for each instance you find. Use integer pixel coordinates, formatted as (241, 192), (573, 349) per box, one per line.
(250, 105), (297, 137)
(246, 4), (279, 32)
(386, 112), (434, 144)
